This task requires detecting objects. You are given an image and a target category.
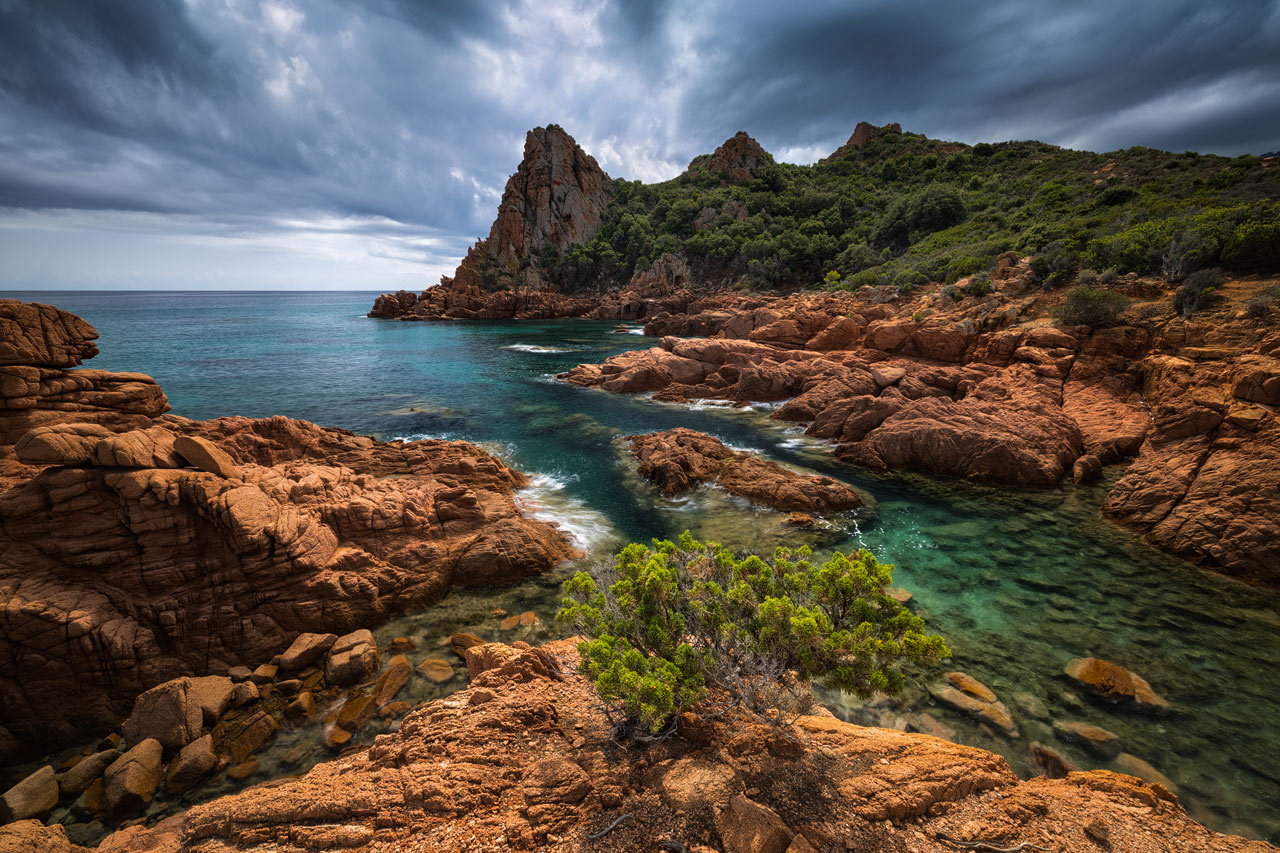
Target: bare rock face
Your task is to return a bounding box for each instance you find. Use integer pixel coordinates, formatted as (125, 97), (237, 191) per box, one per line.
(94, 640), (1275, 853)
(691, 131), (773, 183)
(829, 120), (905, 158)
(0, 413), (572, 763)
(626, 427), (862, 513)
(399, 124), (611, 307)
(0, 302), (168, 456)
(0, 300), (99, 367)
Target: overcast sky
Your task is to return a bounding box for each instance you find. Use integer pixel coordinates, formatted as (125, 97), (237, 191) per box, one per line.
(2, 0), (1278, 291)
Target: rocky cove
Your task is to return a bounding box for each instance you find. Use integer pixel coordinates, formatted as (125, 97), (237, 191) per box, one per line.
(0, 290), (1277, 851)
(2, 125), (1279, 852)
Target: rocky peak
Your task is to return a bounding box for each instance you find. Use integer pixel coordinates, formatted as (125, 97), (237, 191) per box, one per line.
(690, 130), (772, 182)
(452, 125), (611, 292)
(831, 120), (904, 158)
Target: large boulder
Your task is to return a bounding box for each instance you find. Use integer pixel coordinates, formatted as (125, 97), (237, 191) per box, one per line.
(325, 630), (381, 686)
(166, 734), (217, 794)
(0, 300), (99, 367)
(101, 738), (163, 817)
(121, 678), (203, 752)
(0, 765), (58, 822)
(277, 632), (339, 672)
(59, 750), (119, 796)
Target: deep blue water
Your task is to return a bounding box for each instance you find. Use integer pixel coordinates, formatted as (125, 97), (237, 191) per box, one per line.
(11, 290), (1280, 842)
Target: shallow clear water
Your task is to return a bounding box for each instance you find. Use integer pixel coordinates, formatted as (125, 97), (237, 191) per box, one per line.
(12, 291), (1280, 842)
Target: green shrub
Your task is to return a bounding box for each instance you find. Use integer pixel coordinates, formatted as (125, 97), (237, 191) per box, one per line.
(972, 142), (994, 157)
(961, 273), (993, 297)
(1174, 268), (1223, 317)
(945, 254), (991, 283)
(1245, 295), (1275, 319)
(1056, 286), (1130, 326)
(558, 535), (948, 738)
(1223, 222), (1280, 272)
(1098, 185), (1137, 206)
(871, 185), (967, 249)
(940, 284), (960, 301)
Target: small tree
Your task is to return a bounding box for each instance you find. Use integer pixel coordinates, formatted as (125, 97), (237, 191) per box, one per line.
(1056, 286), (1129, 326)
(557, 534), (949, 738)
(1173, 268), (1223, 317)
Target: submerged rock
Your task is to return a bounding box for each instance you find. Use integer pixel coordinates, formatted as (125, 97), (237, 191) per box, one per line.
(1064, 657), (1169, 711)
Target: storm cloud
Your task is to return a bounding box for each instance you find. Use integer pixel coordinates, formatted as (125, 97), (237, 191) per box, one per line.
(1, 0), (1276, 289)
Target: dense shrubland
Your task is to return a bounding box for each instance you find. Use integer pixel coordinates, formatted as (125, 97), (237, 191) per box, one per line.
(557, 534), (948, 739)
(539, 128), (1279, 297)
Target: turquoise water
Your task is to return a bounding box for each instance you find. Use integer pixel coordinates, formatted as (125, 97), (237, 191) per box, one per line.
(12, 291), (1280, 843)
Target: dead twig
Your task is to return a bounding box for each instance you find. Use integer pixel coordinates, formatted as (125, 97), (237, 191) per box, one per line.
(935, 832), (1056, 853)
(582, 813), (632, 841)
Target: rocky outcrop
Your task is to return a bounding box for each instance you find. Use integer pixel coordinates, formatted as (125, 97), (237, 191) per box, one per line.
(0, 415), (572, 763)
(689, 131), (773, 183)
(369, 125), (614, 320)
(0, 301), (167, 454)
(828, 120), (905, 158)
(626, 427), (862, 513)
(562, 270), (1280, 581)
(90, 640), (1274, 852)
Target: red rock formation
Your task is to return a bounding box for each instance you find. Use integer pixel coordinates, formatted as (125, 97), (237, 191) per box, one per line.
(689, 130), (773, 183)
(828, 120), (905, 158)
(0, 417), (572, 764)
(0, 301), (168, 452)
(89, 640), (1275, 853)
(561, 269), (1280, 581)
(626, 428), (862, 513)
(370, 125), (614, 320)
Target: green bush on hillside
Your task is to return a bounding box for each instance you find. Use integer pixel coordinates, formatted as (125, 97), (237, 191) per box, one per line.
(1174, 268), (1223, 317)
(1223, 222), (1280, 271)
(1056, 286), (1130, 326)
(557, 534), (948, 738)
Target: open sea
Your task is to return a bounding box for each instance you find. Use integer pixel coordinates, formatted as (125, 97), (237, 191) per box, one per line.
(10, 290), (1280, 843)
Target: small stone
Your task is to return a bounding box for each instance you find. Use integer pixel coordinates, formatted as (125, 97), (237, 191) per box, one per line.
(784, 512), (816, 527)
(1064, 657), (1168, 711)
(715, 794), (793, 853)
(225, 710), (280, 763)
(60, 750), (118, 796)
(378, 701), (411, 719)
(97, 733), (122, 752)
(945, 671), (997, 703)
(387, 637), (418, 653)
(372, 655), (411, 707)
(286, 691), (317, 723)
(231, 681), (259, 707)
(887, 587), (912, 604)
(872, 365), (907, 387)
(0, 765), (58, 822)
(325, 726), (353, 749)
(188, 675), (236, 726)
(173, 434), (240, 478)
(449, 632), (485, 658)
(166, 734), (216, 794)
(500, 615), (521, 630)
(1084, 817), (1111, 845)
(1053, 720), (1122, 758)
(276, 679), (303, 696)
(226, 760), (259, 780)
(326, 629), (381, 686)
(250, 663), (279, 684)
(227, 666), (252, 683)
(1112, 752), (1178, 794)
(277, 632), (339, 672)
(336, 694), (377, 732)
(417, 658), (455, 684)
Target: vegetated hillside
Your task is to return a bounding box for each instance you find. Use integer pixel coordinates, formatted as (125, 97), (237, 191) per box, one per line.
(534, 122), (1280, 296)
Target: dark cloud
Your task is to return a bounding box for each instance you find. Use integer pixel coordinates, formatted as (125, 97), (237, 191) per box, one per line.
(0, 0), (1275, 289)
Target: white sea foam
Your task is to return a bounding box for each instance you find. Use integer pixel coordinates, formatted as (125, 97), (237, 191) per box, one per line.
(502, 344), (577, 354)
(387, 432), (462, 443)
(517, 473), (619, 556)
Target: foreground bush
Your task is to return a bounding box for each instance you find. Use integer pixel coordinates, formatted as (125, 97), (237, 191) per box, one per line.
(1055, 286), (1130, 326)
(557, 534), (948, 737)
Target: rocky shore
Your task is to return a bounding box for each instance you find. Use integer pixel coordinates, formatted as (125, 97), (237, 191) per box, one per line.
(0, 300), (573, 770)
(8, 638), (1270, 852)
(559, 261), (1280, 583)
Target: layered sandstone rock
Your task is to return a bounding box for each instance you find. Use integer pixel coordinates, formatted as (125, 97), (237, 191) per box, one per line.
(626, 427), (862, 513)
(91, 640), (1275, 853)
(0, 301), (167, 454)
(0, 412), (572, 763)
(562, 271), (1280, 581)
